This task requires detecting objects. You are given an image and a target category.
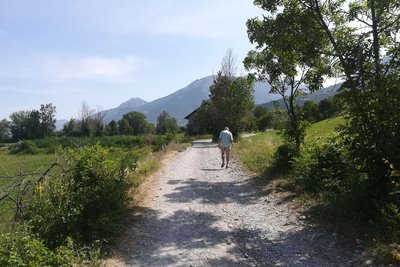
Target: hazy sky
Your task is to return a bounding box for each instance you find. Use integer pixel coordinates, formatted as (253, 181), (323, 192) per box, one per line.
(0, 0), (263, 120)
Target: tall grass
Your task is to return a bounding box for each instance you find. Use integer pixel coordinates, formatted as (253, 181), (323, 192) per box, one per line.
(235, 131), (283, 173)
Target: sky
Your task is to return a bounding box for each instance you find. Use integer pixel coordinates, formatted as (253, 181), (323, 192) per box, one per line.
(0, 0), (263, 120)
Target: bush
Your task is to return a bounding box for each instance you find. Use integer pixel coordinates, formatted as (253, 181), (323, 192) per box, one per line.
(0, 230), (74, 266)
(291, 138), (354, 193)
(270, 142), (299, 174)
(9, 140), (38, 155)
(28, 145), (133, 248)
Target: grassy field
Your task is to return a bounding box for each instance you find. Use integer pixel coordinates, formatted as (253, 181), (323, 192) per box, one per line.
(235, 116), (345, 174)
(235, 131), (283, 173)
(305, 116), (345, 141)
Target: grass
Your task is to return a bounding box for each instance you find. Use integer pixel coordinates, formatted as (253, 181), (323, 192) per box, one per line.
(235, 131), (283, 173)
(0, 151), (56, 178)
(305, 116), (345, 141)
(235, 117), (345, 175)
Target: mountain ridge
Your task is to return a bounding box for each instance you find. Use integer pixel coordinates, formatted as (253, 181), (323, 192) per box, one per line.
(101, 75), (280, 125)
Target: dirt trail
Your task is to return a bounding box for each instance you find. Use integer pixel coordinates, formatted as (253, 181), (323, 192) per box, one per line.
(107, 140), (363, 267)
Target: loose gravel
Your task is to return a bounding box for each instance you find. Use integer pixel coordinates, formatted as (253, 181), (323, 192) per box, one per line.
(107, 140), (367, 267)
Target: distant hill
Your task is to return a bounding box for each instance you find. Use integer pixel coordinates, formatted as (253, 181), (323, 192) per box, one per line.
(259, 83), (342, 109)
(101, 75), (281, 125)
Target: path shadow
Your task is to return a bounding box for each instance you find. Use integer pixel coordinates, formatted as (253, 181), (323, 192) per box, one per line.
(164, 178), (273, 206)
(191, 140), (217, 149)
(199, 168), (225, 171)
(110, 140), (357, 266)
(113, 206), (355, 266)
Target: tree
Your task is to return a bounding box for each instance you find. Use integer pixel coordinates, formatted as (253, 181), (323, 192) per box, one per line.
(39, 103), (56, 137)
(318, 97), (340, 120)
(118, 119), (132, 135)
(287, 0), (399, 194)
(195, 50), (255, 139)
(9, 111), (32, 140)
(250, 0), (400, 218)
(120, 111), (152, 135)
(77, 101), (105, 136)
(245, 1), (332, 148)
(302, 101), (320, 123)
(156, 111), (178, 135)
(0, 119), (10, 141)
(62, 118), (81, 136)
(106, 120), (119, 136)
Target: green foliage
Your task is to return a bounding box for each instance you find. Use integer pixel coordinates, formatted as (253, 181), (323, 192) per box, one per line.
(254, 106), (274, 131)
(270, 142), (299, 174)
(28, 145), (133, 248)
(341, 76), (400, 199)
(0, 119), (10, 141)
(196, 73), (255, 140)
(281, 119), (309, 147)
(291, 137), (353, 193)
(121, 111), (154, 135)
(9, 103), (56, 140)
(156, 111), (179, 135)
(192, 50), (255, 139)
(245, 1), (331, 148)
(9, 140), (38, 155)
(301, 101), (320, 123)
(0, 230), (75, 267)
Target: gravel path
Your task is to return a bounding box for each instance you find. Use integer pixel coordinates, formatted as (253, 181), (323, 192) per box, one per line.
(107, 140), (364, 267)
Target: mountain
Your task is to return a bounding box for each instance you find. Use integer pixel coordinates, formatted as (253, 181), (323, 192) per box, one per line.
(259, 83), (342, 109)
(101, 98), (148, 123)
(102, 75), (281, 125)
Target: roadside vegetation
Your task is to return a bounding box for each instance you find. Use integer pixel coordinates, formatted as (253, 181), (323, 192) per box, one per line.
(0, 102), (188, 266)
(236, 115), (400, 264)
(0, 0), (398, 264)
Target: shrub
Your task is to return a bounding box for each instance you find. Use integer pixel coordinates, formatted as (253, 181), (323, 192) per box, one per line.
(291, 138), (354, 193)
(9, 140), (38, 155)
(28, 145), (133, 248)
(0, 230), (74, 266)
(270, 142), (299, 174)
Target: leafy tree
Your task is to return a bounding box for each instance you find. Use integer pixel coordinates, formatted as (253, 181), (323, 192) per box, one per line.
(156, 111), (178, 135)
(9, 111), (32, 140)
(62, 118), (81, 136)
(106, 120), (119, 136)
(196, 50), (255, 139)
(0, 119), (10, 141)
(120, 111), (153, 135)
(118, 119), (132, 135)
(302, 101), (320, 123)
(288, 0), (399, 196)
(318, 97), (340, 120)
(254, 106), (274, 131)
(245, 1), (332, 148)
(39, 103), (56, 137)
(251, 0), (400, 225)
(75, 101), (105, 136)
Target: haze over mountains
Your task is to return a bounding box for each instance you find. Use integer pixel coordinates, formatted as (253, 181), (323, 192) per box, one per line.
(100, 75), (281, 125)
(55, 75), (340, 130)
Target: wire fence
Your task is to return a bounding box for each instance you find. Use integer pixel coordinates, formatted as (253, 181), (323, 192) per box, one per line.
(0, 163), (60, 228)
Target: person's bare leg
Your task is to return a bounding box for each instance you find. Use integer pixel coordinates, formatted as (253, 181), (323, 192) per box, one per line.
(226, 149), (230, 168)
(221, 148), (225, 167)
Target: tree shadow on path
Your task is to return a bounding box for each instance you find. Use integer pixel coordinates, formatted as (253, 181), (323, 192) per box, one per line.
(111, 141), (357, 266)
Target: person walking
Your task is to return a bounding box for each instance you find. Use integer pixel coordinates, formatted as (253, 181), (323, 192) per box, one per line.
(218, 127), (233, 168)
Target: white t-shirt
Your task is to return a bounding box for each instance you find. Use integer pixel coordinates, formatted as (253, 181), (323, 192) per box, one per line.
(219, 130), (233, 148)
